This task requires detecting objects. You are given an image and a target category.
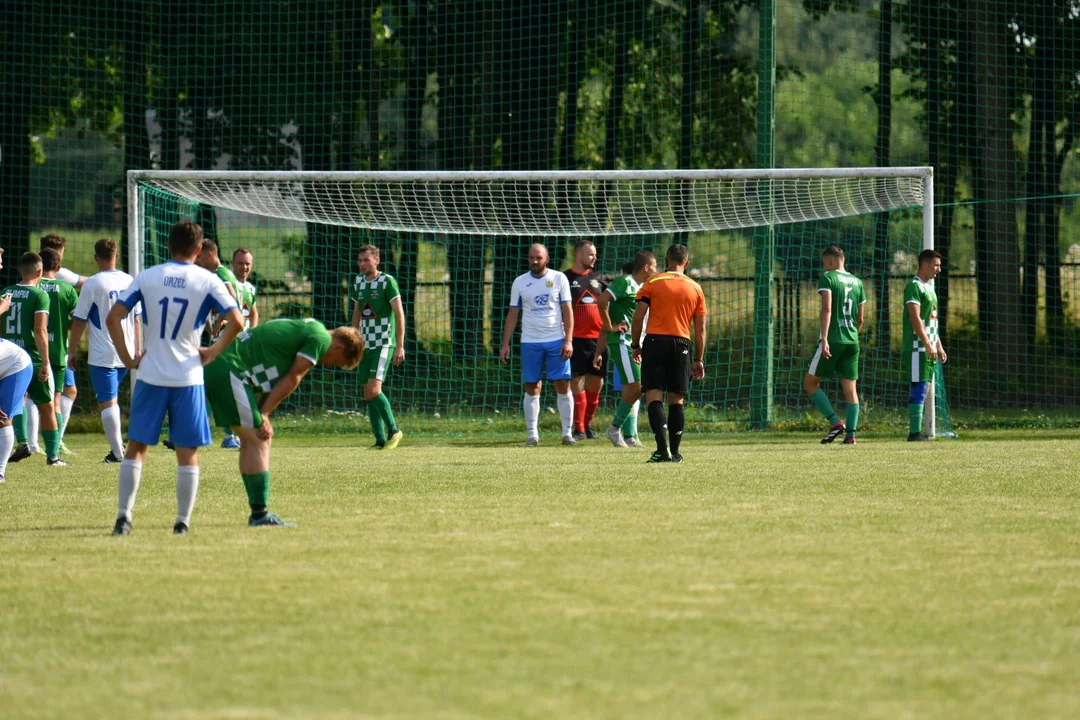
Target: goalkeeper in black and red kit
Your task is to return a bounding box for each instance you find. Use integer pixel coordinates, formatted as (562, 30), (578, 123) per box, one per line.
(563, 239), (608, 440)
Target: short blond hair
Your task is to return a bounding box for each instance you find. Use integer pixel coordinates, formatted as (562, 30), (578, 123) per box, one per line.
(331, 326), (364, 370)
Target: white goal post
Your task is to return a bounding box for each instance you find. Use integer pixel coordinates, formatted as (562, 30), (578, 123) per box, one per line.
(126, 166), (936, 433)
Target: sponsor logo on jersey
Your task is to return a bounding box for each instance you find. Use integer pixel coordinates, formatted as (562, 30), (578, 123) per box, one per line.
(534, 294), (550, 307)
(580, 292), (596, 305)
(571, 280), (580, 287)
(361, 302), (378, 319)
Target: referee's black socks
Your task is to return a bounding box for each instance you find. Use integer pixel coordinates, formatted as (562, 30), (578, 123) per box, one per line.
(647, 401), (669, 456)
(668, 404), (685, 456)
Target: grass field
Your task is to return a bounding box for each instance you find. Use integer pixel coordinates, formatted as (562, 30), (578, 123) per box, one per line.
(2, 432), (1079, 718)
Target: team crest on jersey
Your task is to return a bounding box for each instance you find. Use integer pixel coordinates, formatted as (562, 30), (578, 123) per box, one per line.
(361, 302), (379, 319)
(590, 279), (600, 288)
(545, 280), (553, 288)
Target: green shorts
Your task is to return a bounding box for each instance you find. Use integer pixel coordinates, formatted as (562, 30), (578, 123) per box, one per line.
(807, 342), (859, 381)
(358, 344), (393, 382)
(24, 362), (55, 406)
(608, 343), (641, 386)
(204, 356), (263, 431)
(907, 346), (937, 383)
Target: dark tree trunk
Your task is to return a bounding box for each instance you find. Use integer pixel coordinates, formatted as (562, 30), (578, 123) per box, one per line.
(190, 1), (217, 243)
(562, 1), (586, 171)
(478, 1), (504, 350)
(873, 0), (893, 350)
(158, 1), (182, 173)
(676, 1), (699, 246)
(301, 2), (337, 324)
(122, 0), (150, 271)
(392, 0), (430, 372)
(442, 0), (484, 360)
(337, 0), (365, 288)
(970, 0), (1021, 377)
(490, 0), (560, 348)
(0, 1), (33, 287)
(364, 1), (381, 170)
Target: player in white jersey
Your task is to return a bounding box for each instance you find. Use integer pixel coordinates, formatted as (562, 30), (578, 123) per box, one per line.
(0, 253), (32, 484)
(106, 221), (243, 536)
(499, 243), (576, 446)
(67, 239), (142, 464)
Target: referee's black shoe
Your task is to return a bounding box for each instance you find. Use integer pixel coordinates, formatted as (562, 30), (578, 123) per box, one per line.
(585, 426), (599, 440)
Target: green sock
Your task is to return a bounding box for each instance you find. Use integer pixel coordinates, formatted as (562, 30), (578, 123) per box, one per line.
(622, 409), (638, 438)
(810, 390), (839, 425)
(241, 471), (271, 509)
(369, 399), (387, 445)
(374, 392), (398, 434)
(56, 414), (63, 439)
(611, 400), (634, 429)
(845, 404), (860, 437)
(908, 403), (924, 435)
(13, 411), (27, 444)
(43, 428), (60, 460)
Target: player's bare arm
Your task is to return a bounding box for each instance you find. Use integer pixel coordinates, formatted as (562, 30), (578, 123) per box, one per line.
(938, 339), (947, 364)
(34, 311), (50, 382)
(106, 302), (139, 369)
(560, 302), (574, 360)
(256, 356), (316, 441)
(629, 302), (648, 363)
(199, 308), (245, 366)
(133, 315), (142, 357)
(857, 301), (866, 334)
(351, 300), (362, 330)
(499, 308), (519, 364)
(593, 291), (621, 369)
(391, 296), (405, 366)
(67, 318), (87, 369)
(819, 289), (833, 359)
(249, 300), (259, 328)
(906, 302), (937, 361)
(0, 294), (10, 316)
(692, 314), (706, 381)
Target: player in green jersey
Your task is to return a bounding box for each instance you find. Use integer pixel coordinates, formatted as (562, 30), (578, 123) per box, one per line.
(595, 250), (657, 448)
(203, 319), (364, 526)
(902, 249), (947, 442)
(349, 244), (406, 450)
(232, 247), (259, 329)
(804, 245), (866, 445)
(1, 253), (67, 466)
(39, 249), (79, 454)
(195, 239), (245, 449)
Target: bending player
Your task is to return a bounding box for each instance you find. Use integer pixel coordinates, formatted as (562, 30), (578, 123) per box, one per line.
(67, 239), (141, 463)
(107, 221), (243, 536)
(204, 319), (363, 526)
(349, 245), (405, 450)
(596, 250), (656, 448)
(0, 259), (31, 483)
(39, 249), (79, 454)
(2, 253), (66, 466)
(803, 245), (866, 444)
(903, 249), (947, 442)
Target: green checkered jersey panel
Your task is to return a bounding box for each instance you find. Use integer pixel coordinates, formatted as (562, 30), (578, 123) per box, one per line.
(902, 276), (939, 352)
(39, 278), (79, 366)
(348, 272), (400, 350)
(817, 270), (865, 346)
(1, 284), (50, 365)
(230, 318), (333, 393)
(240, 280), (257, 328)
(605, 274), (641, 347)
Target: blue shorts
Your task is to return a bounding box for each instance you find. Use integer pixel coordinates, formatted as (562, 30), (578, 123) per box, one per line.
(521, 340), (571, 384)
(64, 367), (75, 388)
(0, 365), (34, 419)
(127, 381), (212, 448)
(89, 366), (128, 403)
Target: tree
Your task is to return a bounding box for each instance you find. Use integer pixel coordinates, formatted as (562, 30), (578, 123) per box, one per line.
(122, 0), (150, 268)
(0, 1), (33, 286)
(872, 0), (893, 350)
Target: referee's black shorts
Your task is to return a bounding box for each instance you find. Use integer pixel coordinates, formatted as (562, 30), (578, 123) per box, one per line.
(640, 334), (691, 395)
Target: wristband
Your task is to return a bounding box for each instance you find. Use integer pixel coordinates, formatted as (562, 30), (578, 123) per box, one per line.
(631, 343), (640, 350)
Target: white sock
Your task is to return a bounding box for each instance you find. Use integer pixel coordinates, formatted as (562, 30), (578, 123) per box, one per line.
(557, 391), (574, 437)
(0, 425), (14, 477)
(628, 399), (640, 437)
(523, 394), (540, 439)
(60, 395), (74, 439)
(101, 405), (124, 459)
(176, 465), (200, 526)
(26, 401), (39, 451)
(118, 458), (143, 521)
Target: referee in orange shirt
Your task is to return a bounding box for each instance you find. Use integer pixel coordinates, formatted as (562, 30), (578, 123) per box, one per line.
(629, 244), (707, 463)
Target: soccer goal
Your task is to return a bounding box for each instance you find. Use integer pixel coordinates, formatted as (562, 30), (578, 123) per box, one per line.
(127, 167), (949, 437)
